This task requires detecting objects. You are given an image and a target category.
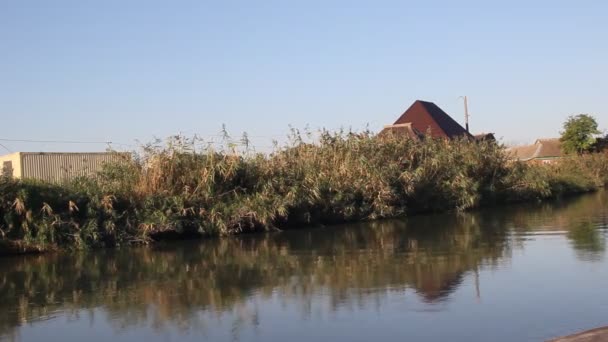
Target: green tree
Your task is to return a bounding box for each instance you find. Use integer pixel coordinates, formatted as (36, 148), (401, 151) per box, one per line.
(560, 114), (600, 154)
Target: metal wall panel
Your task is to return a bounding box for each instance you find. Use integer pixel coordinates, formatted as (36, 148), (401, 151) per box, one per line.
(21, 153), (129, 183)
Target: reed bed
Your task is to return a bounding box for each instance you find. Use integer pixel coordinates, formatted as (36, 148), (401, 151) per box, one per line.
(0, 130), (606, 252)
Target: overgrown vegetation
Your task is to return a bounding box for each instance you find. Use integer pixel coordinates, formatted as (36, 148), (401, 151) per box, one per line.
(1, 130), (607, 253)
(560, 114), (601, 154)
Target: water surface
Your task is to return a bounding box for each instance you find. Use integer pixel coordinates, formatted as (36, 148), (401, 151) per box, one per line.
(1, 192), (607, 342)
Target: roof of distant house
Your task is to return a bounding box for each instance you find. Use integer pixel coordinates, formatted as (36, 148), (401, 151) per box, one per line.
(378, 123), (423, 140)
(393, 100), (472, 139)
(507, 138), (563, 161)
(535, 139), (563, 157)
(474, 133), (496, 141)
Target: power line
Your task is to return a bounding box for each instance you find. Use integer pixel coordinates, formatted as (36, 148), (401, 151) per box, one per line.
(0, 137), (280, 146)
(0, 143), (12, 153)
(0, 138), (141, 152)
(0, 137), (292, 153)
(0, 138), (112, 144)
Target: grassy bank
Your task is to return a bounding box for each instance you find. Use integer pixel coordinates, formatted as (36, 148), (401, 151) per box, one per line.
(1, 131), (607, 253)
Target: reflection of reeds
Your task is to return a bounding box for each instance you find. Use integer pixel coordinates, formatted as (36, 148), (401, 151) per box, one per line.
(567, 222), (606, 261)
(0, 130), (607, 251)
(0, 214), (511, 338)
(0, 191), (606, 338)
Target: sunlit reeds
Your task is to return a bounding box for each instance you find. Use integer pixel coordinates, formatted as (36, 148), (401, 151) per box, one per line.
(0, 129), (606, 252)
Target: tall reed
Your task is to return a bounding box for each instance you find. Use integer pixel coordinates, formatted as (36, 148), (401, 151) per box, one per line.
(0, 130), (606, 252)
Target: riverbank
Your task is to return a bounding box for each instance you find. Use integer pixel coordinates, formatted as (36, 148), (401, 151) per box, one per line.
(549, 326), (608, 341)
(1, 191), (607, 341)
(1, 132), (607, 253)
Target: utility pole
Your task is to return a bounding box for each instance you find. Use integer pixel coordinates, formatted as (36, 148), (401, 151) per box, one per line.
(463, 96), (470, 133)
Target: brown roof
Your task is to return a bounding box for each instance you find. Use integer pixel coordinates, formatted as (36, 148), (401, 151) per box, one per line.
(535, 138), (562, 158)
(508, 144), (539, 160)
(378, 123), (423, 140)
(393, 100), (472, 139)
(507, 138), (563, 161)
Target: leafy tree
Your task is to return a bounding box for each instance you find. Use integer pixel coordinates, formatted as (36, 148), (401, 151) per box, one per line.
(560, 114), (600, 154)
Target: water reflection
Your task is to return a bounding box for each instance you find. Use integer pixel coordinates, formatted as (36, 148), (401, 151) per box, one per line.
(567, 222), (606, 261)
(0, 191), (606, 341)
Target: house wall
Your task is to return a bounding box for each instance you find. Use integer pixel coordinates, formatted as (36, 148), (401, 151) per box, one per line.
(0, 152), (22, 178)
(20, 152), (129, 183)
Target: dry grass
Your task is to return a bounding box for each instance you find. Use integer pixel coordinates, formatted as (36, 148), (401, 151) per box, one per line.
(0, 130), (606, 251)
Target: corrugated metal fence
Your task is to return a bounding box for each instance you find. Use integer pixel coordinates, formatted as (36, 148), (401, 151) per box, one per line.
(21, 153), (130, 183)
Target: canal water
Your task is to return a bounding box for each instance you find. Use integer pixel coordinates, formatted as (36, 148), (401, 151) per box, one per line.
(1, 192), (607, 342)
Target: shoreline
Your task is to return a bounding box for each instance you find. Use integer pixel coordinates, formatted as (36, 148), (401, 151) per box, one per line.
(0, 188), (602, 256)
(548, 326), (608, 341)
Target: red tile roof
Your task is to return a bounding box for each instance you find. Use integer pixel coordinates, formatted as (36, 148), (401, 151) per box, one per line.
(393, 100), (472, 139)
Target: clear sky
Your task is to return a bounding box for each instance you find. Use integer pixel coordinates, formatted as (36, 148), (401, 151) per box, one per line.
(1, 0), (607, 152)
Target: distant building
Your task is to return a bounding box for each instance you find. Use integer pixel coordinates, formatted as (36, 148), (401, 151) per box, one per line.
(392, 100), (472, 139)
(473, 133), (496, 142)
(379, 100), (493, 141)
(506, 138), (563, 163)
(378, 122), (424, 141)
(0, 152), (130, 183)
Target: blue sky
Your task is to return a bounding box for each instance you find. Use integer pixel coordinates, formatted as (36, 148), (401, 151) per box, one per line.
(1, 0), (607, 152)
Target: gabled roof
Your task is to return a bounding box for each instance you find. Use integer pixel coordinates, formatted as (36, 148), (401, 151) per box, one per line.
(508, 144), (539, 160)
(534, 139), (562, 158)
(378, 123), (423, 141)
(393, 100), (472, 139)
(507, 138), (563, 161)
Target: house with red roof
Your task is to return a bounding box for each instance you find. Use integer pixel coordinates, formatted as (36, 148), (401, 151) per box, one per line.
(380, 100), (490, 141)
